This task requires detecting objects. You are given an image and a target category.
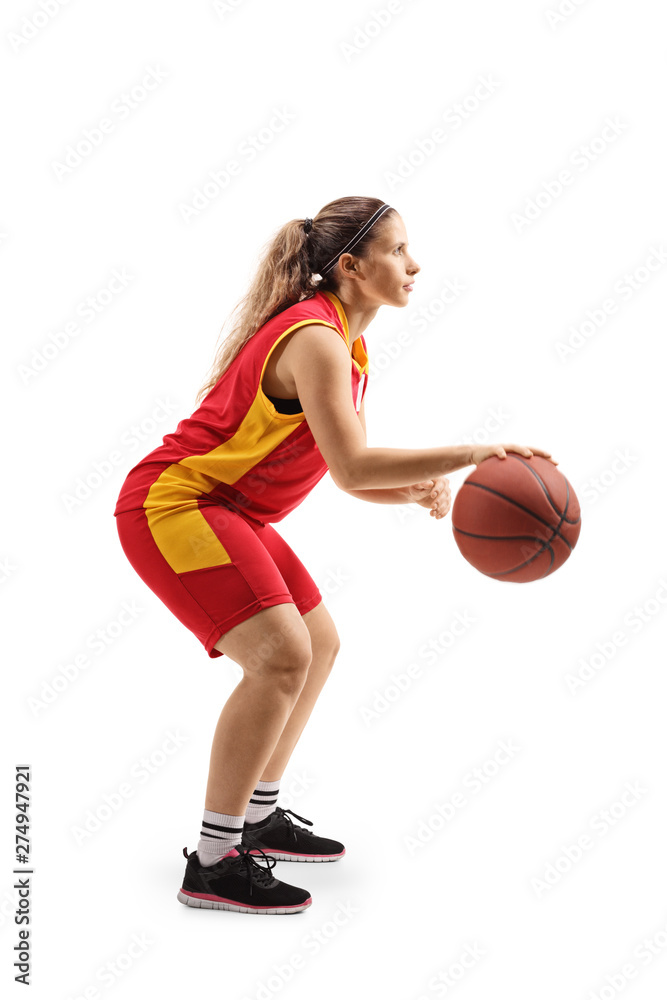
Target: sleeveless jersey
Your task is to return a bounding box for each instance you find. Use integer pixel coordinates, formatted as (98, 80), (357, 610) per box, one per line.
(113, 290), (368, 526)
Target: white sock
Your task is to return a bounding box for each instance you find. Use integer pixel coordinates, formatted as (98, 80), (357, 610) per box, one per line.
(197, 809), (244, 867)
(245, 779), (281, 825)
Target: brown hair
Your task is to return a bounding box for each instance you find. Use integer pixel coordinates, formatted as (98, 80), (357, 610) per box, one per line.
(195, 195), (396, 403)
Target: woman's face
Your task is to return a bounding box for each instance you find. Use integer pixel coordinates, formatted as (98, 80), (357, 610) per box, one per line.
(340, 213), (421, 308)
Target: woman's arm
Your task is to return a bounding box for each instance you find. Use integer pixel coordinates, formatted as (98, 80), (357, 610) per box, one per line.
(290, 326), (475, 488)
(289, 325), (553, 491)
(342, 399), (414, 502)
(342, 486), (416, 504)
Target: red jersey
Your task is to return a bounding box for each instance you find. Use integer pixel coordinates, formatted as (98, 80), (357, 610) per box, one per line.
(113, 290), (368, 525)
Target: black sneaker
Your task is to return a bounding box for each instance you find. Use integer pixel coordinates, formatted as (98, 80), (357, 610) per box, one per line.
(242, 807), (346, 862)
(177, 845), (312, 914)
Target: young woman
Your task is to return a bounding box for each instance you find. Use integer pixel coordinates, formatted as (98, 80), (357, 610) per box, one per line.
(113, 195), (554, 915)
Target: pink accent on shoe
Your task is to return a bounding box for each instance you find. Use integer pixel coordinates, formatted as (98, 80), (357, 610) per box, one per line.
(223, 847), (241, 858)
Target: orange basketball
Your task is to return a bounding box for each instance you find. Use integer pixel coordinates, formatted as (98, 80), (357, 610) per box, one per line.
(451, 454), (581, 582)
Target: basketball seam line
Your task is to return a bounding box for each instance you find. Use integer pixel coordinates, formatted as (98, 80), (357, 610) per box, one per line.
(489, 540), (555, 578)
(454, 526), (557, 579)
(460, 482), (573, 552)
(454, 530), (557, 541)
(511, 456), (580, 526)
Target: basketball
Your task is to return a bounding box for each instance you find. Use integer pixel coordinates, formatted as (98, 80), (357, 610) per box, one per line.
(451, 454), (581, 582)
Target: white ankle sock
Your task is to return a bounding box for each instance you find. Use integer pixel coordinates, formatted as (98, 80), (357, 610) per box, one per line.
(245, 779), (281, 825)
(197, 809), (244, 867)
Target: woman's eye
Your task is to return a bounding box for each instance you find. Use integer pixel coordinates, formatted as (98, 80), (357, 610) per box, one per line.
(394, 246), (403, 254)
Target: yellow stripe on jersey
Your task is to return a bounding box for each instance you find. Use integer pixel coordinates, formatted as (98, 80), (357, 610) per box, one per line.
(351, 336), (368, 373)
(174, 318), (347, 483)
(143, 315), (352, 572)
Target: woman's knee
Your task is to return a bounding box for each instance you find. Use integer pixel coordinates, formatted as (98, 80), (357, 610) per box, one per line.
(316, 632), (340, 677)
(214, 603), (312, 690)
(302, 602), (341, 669)
(264, 651), (312, 698)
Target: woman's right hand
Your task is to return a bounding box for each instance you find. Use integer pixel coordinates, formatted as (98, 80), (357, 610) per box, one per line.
(469, 444), (558, 465)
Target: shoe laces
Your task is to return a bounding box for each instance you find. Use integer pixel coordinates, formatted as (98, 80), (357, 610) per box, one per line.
(234, 845), (278, 896)
(277, 807), (314, 843)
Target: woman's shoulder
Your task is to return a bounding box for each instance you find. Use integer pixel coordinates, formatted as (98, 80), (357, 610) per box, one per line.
(260, 291), (347, 345)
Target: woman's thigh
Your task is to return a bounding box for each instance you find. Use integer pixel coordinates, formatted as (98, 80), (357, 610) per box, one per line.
(212, 520), (324, 667)
(115, 503), (321, 662)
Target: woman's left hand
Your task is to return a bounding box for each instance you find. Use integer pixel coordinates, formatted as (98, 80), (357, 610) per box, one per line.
(405, 476), (452, 519)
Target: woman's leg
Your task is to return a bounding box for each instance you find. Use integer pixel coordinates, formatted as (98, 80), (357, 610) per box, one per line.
(204, 602), (312, 814)
(258, 601), (340, 781)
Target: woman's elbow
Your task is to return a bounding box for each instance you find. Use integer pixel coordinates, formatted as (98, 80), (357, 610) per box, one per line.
(332, 451), (368, 491)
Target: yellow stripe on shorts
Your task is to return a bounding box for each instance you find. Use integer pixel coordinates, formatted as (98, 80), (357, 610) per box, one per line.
(144, 465), (232, 574)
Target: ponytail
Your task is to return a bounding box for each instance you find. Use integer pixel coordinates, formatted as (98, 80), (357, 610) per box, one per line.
(195, 195), (395, 403)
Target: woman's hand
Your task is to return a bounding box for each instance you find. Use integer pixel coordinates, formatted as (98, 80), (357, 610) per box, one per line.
(470, 444), (558, 465)
(406, 476), (452, 519)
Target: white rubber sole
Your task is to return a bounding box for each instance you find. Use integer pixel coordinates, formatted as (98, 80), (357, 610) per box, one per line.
(247, 849), (345, 863)
(177, 890), (312, 914)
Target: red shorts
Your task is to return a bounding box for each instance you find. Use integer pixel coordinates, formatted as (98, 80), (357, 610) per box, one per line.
(115, 502), (322, 658)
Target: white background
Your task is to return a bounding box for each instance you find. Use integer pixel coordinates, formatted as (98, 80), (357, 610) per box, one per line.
(3, 1), (667, 997)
